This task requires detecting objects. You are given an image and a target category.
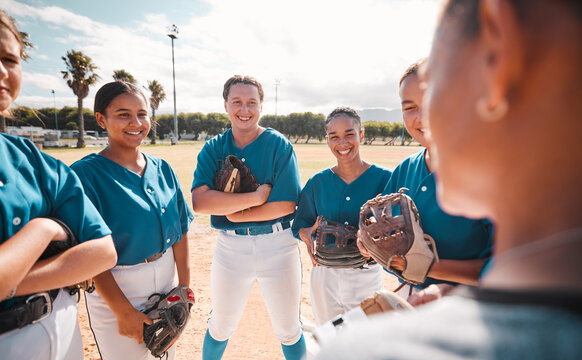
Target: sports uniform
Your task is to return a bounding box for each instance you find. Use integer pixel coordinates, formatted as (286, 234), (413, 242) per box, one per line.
(292, 165), (391, 325)
(192, 127), (304, 359)
(383, 149), (493, 295)
(0, 133), (112, 359)
(72, 153), (194, 360)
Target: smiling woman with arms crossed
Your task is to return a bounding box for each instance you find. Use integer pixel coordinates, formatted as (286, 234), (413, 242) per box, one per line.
(0, 10), (117, 360)
(192, 75), (305, 360)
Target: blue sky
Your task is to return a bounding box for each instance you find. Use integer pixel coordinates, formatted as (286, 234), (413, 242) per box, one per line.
(3, 0), (439, 116)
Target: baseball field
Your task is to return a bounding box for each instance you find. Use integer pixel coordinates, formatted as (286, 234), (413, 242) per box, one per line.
(47, 141), (421, 360)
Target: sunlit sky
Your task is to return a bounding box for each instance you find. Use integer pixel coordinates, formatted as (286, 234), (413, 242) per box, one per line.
(3, 0), (440, 116)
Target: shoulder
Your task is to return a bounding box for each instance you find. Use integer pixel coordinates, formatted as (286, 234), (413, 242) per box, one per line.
(71, 153), (101, 172)
(368, 164), (392, 177)
(305, 168), (333, 186)
(0, 133), (39, 162)
(261, 128), (292, 147)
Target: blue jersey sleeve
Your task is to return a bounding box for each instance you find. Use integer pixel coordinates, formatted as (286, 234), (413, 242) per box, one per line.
(192, 139), (220, 191)
(267, 141), (301, 203)
(168, 164), (195, 235)
(47, 155), (111, 243)
(291, 178), (318, 240)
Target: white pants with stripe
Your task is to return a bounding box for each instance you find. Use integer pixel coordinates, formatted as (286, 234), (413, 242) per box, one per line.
(208, 228), (303, 345)
(310, 263), (384, 326)
(85, 248), (177, 360)
(0, 289), (82, 360)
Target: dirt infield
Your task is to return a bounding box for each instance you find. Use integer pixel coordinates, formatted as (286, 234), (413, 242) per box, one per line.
(46, 142), (417, 359)
(78, 225), (399, 360)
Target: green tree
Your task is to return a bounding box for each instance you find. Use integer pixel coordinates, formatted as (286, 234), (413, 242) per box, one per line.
(113, 69), (137, 85)
(146, 80), (166, 144)
(61, 50), (100, 148)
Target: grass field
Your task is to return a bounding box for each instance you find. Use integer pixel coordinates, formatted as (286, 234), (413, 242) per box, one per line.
(46, 141), (422, 194)
(46, 141), (422, 229)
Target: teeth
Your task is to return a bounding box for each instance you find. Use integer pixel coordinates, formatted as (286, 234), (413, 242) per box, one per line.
(126, 131), (141, 135)
(338, 149), (350, 155)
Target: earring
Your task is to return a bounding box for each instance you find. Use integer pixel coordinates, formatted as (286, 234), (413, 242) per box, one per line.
(476, 98), (508, 122)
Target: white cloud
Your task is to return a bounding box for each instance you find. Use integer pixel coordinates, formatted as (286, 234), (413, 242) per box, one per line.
(7, 0), (439, 115)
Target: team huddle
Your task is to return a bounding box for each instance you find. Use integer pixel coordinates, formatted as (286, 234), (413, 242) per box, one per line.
(2, 1), (582, 359)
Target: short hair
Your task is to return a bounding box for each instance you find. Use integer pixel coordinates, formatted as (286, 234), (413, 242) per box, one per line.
(0, 10), (23, 58)
(442, 0), (582, 42)
(94, 81), (147, 114)
(325, 106), (362, 129)
(222, 75), (264, 102)
(399, 57), (428, 86)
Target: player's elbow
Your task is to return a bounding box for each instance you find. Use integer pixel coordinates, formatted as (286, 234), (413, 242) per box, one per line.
(94, 235), (118, 270)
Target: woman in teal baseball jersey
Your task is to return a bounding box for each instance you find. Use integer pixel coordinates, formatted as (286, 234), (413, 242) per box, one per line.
(292, 107), (391, 326)
(0, 10), (117, 359)
(317, 0), (582, 358)
(369, 59), (493, 305)
(71, 81), (194, 360)
(192, 75), (306, 360)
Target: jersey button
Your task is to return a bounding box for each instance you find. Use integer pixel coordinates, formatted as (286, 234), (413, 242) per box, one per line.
(241, 158), (246, 162)
(344, 221), (349, 225)
(166, 238), (171, 243)
(147, 188), (153, 193)
(346, 196), (351, 201)
(12, 217), (21, 226)
(0, 180), (4, 187)
(421, 186), (427, 192)
(161, 208), (166, 214)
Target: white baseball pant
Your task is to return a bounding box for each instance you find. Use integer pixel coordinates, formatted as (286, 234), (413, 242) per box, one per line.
(0, 289), (83, 360)
(85, 248), (178, 360)
(207, 228), (303, 345)
(310, 263), (384, 326)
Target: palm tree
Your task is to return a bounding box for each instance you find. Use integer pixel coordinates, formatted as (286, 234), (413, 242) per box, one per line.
(61, 50), (99, 148)
(146, 80), (166, 144)
(112, 69), (137, 84)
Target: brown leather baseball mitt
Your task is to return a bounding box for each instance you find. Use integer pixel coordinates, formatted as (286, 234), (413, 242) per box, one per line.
(359, 188), (439, 285)
(312, 216), (368, 268)
(213, 155), (259, 193)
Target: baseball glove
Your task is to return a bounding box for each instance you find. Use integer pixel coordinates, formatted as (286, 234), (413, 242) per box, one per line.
(312, 290), (413, 346)
(143, 286), (195, 358)
(312, 216), (368, 269)
(213, 155), (259, 193)
(359, 188), (439, 285)
(39, 217), (96, 294)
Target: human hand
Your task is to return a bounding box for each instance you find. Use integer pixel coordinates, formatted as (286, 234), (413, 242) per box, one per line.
(300, 217), (320, 266)
(116, 307), (153, 343)
(356, 231), (371, 258)
(254, 184), (272, 205)
(407, 283), (455, 307)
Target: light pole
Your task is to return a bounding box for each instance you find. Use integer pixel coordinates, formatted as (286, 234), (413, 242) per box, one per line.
(167, 24), (179, 145)
(51, 90), (58, 131)
(274, 79), (281, 122)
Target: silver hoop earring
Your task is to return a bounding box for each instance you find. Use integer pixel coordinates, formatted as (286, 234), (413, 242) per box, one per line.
(476, 98), (508, 122)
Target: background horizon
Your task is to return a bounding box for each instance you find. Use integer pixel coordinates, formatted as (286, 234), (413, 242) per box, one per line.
(3, 0), (439, 119)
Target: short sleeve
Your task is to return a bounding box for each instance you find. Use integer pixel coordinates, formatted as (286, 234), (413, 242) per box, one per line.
(291, 178), (318, 240)
(192, 140), (220, 191)
(44, 153), (111, 242)
(267, 142), (301, 203)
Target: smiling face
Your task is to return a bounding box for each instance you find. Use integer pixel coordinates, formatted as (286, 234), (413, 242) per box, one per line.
(224, 83), (263, 132)
(97, 93), (150, 150)
(399, 73), (428, 147)
(326, 114), (364, 163)
(0, 26), (22, 113)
